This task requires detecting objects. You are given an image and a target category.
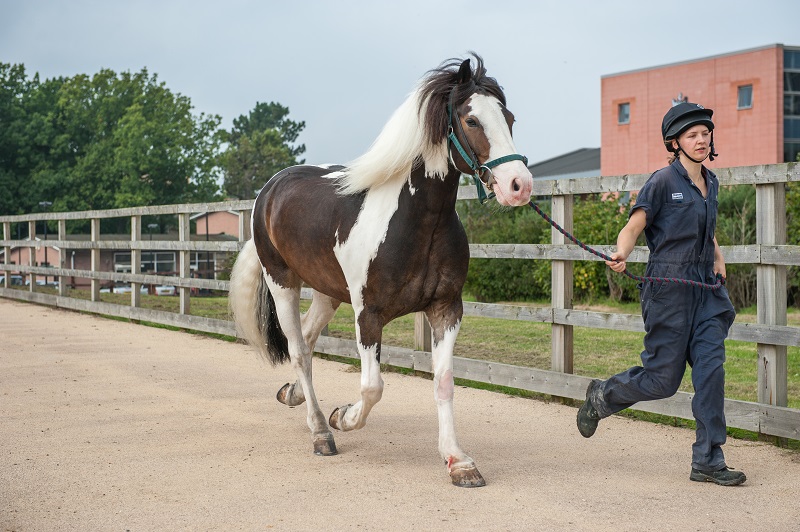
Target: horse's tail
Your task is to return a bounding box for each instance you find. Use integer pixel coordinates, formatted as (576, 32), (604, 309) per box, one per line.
(229, 239), (290, 365)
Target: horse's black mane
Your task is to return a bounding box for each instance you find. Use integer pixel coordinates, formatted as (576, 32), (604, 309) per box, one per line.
(418, 53), (506, 147)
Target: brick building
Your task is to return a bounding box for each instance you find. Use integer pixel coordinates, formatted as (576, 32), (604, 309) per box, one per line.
(601, 44), (800, 176)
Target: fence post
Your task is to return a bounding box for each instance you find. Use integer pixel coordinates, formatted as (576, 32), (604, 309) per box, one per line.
(551, 193), (574, 374)
(91, 218), (100, 302)
(57, 220), (67, 297)
(28, 220), (36, 291)
(414, 312), (432, 352)
(131, 215), (142, 307)
(755, 182), (788, 407)
(178, 212), (191, 315)
(238, 210), (252, 242)
(2, 222), (9, 288)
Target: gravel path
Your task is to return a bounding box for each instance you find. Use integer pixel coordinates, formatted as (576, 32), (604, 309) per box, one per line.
(2, 298), (798, 531)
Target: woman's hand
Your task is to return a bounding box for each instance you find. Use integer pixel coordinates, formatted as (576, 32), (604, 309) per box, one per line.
(605, 251), (628, 273)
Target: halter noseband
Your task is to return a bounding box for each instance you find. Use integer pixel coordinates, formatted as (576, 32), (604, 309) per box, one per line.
(446, 88), (528, 204)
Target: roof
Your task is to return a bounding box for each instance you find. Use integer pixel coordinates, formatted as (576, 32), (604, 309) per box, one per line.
(602, 43), (791, 79)
(189, 210), (240, 221)
(527, 148), (600, 180)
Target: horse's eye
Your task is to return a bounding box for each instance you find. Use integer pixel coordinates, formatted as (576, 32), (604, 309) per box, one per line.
(465, 118), (478, 128)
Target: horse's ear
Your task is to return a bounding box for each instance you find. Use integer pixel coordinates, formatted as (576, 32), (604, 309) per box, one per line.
(456, 59), (472, 84)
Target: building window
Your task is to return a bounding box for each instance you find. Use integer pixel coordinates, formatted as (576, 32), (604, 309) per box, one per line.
(786, 117), (800, 139)
(737, 85), (753, 110)
(786, 49), (800, 69)
(114, 251), (176, 274)
(785, 72), (800, 92)
(786, 94), (800, 116)
(785, 142), (800, 163)
(618, 102), (630, 124)
(191, 251), (217, 279)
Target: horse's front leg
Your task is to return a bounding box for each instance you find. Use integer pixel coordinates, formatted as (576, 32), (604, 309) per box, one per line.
(427, 302), (486, 488)
(328, 311), (384, 432)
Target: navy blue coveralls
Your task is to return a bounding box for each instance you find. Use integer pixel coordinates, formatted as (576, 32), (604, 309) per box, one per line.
(592, 159), (736, 472)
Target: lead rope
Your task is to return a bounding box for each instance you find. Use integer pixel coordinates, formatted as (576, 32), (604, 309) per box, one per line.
(526, 200), (725, 290)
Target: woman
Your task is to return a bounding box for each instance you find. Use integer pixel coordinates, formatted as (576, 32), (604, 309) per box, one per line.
(576, 102), (746, 486)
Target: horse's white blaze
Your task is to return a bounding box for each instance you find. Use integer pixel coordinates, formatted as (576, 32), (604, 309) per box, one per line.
(469, 94), (516, 156)
(469, 94), (533, 206)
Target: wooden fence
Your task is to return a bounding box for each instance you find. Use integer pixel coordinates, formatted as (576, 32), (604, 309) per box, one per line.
(2, 163), (798, 440)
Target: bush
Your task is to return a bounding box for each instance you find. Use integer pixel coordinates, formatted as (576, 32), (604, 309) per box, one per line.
(787, 181), (800, 307)
(458, 196), (550, 301)
(458, 193), (635, 303)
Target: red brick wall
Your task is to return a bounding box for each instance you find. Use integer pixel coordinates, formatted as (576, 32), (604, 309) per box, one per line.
(601, 45), (783, 176)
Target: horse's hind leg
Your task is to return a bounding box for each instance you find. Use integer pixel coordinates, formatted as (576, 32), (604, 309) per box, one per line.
(276, 291), (340, 408)
(426, 302), (485, 487)
(265, 277), (337, 456)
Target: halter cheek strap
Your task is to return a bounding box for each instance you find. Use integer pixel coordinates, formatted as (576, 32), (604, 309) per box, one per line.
(447, 88), (528, 204)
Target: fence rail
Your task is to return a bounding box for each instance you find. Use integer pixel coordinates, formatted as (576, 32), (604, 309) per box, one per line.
(1, 162), (798, 440)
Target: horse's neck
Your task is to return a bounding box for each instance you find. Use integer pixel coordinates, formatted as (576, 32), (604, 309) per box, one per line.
(407, 166), (461, 214)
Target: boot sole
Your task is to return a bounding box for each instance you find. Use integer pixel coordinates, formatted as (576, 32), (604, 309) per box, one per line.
(689, 471), (746, 486)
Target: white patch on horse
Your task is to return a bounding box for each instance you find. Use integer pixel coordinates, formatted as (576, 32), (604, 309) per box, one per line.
(333, 175), (405, 317)
(406, 174), (417, 196)
(322, 171), (347, 179)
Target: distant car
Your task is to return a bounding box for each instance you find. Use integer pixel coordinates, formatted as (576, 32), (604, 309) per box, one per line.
(0, 274), (25, 286)
(25, 279), (59, 287)
(154, 285), (176, 296)
(99, 283), (148, 294)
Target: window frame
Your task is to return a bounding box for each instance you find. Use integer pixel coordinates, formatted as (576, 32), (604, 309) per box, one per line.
(737, 84), (753, 110)
(617, 102), (630, 125)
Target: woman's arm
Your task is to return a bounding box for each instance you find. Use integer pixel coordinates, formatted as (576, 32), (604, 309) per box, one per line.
(605, 208), (646, 273)
(713, 236), (727, 279)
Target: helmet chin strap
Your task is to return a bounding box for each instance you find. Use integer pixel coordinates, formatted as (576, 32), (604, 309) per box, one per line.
(676, 130), (717, 164)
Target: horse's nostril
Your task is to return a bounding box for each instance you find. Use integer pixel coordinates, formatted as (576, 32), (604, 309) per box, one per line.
(512, 179), (521, 192)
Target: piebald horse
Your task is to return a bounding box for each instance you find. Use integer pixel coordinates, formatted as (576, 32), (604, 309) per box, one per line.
(229, 54), (533, 487)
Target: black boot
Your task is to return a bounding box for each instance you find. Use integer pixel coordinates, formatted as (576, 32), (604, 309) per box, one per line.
(690, 467), (747, 486)
(577, 379), (602, 438)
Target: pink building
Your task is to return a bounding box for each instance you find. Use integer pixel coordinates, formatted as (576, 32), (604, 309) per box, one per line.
(191, 211), (240, 237)
(601, 44), (800, 176)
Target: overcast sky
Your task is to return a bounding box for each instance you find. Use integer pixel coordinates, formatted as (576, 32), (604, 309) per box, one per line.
(3, 0), (798, 167)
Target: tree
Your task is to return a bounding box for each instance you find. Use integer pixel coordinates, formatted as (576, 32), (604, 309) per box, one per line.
(0, 64), (65, 217)
(0, 64), (224, 230)
(221, 102), (305, 199)
(228, 101), (305, 157)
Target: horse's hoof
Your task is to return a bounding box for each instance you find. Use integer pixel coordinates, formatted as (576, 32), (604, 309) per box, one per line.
(276, 383), (305, 406)
(448, 460), (486, 488)
(328, 404), (351, 431)
(313, 434), (338, 456)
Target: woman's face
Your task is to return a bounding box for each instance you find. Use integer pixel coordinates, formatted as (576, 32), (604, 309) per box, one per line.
(673, 124), (712, 160)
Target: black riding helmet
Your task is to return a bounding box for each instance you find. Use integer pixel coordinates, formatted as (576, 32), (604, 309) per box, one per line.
(662, 102), (718, 161)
